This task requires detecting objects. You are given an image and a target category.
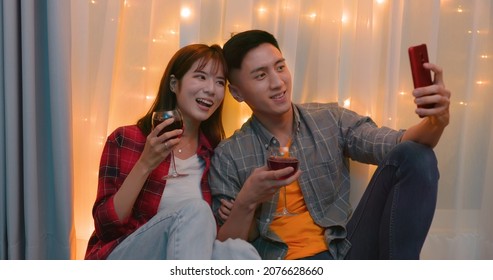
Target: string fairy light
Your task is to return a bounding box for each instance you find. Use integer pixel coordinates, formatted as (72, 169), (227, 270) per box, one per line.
(341, 13), (348, 23)
(181, 7), (191, 18)
(343, 98), (351, 108)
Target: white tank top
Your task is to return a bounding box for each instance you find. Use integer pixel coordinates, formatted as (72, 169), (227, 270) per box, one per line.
(158, 154), (204, 211)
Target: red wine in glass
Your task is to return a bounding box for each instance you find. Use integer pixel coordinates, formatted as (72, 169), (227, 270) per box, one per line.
(267, 146), (299, 216)
(154, 119), (183, 137)
(152, 110), (188, 179)
(267, 157), (299, 179)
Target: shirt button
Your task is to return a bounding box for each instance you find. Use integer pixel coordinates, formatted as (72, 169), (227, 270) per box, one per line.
(266, 218), (270, 222)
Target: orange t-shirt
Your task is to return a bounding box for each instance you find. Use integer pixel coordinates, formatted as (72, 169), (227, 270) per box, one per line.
(269, 180), (328, 259)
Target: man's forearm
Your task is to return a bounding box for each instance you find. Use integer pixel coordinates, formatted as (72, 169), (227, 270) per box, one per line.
(217, 199), (258, 241)
(401, 116), (448, 148)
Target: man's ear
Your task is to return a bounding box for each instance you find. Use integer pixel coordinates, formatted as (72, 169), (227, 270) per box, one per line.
(169, 75), (177, 92)
(228, 84), (244, 102)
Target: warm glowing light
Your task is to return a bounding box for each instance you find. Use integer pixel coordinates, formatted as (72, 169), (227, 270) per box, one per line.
(98, 136), (105, 146)
(457, 6), (463, 13)
(343, 98), (351, 108)
(459, 101), (468, 106)
(309, 12), (317, 19)
(476, 80), (487, 85)
(181, 7), (192, 18)
(141, 66), (147, 71)
(258, 7), (267, 15)
(341, 14), (348, 23)
(376, 0), (385, 4)
(481, 55), (489, 59)
(467, 30), (483, 35)
(90, 0), (96, 4)
(399, 91), (406, 96)
(145, 95), (154, 100)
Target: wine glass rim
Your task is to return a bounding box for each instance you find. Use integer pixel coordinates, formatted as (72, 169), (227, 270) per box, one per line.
(152, 109), (182, 118)
(153, 108), (180, 113)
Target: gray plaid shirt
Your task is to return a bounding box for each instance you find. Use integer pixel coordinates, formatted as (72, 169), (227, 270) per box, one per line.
(209, 103), (404, 259)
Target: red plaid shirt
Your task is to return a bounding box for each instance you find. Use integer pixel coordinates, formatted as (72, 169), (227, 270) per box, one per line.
(84, 125), (214, 260)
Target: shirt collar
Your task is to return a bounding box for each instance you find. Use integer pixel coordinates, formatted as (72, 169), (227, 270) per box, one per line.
(197, 130), (214, 157)
(250, 103), (301, 150)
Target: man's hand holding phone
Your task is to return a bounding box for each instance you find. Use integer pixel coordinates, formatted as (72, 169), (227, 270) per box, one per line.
(408, 44), (436, 117)
(408, 44), (451, 126)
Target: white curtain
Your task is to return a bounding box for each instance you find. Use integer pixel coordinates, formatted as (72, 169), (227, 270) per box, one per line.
(1, 0), (74, 259)
(72, 0), (493, 259)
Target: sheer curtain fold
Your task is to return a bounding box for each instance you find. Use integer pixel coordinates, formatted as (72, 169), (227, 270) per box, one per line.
(1, 0), (73, 259)
(71, 0), (123, 259)
(70, 0), (492, 259)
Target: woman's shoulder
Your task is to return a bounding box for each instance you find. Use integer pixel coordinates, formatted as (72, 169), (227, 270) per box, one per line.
(107, 125), (146, 145)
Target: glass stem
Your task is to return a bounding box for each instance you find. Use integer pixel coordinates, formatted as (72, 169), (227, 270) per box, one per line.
(170, 151), (178, 175)
(282, 186), (288, 211)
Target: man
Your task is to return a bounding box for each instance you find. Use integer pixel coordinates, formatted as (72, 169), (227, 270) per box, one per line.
(209, 30), (450, 260)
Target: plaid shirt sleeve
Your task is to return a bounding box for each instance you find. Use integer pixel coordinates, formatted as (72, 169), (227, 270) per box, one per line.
(209, 137), (249, 225)
(92, 128), (133, 242)
(336, 107), (405, 164)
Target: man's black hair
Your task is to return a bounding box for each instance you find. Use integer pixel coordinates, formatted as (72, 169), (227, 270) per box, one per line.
(222, 29), (281, 78)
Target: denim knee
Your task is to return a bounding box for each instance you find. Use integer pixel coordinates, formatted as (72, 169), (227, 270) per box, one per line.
(174, 199), (216, 232)
(177, 199), (215, 221)
(388, 141), (439, 186)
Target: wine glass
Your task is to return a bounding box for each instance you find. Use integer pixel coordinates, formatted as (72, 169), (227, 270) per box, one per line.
(152, 110), (188, 179)
(267, 145), (299, 216)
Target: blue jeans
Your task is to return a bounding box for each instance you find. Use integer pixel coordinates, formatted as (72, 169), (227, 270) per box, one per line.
(303, 141), (439, 260)
(107, 199), (260, 260)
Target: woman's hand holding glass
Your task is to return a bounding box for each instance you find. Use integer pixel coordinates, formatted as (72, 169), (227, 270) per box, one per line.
(139, 116), (182, 173)
(152, 110), (188, 179)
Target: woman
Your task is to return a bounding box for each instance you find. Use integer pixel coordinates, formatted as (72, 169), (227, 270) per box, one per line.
(85, 44), (259, 260)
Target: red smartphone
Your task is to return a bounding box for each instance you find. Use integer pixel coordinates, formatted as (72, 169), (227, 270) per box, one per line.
(408, 44), (433, 88)
(408, 44), (434, 115)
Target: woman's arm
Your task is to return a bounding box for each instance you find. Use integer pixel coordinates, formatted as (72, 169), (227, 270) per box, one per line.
(113, 118), (182, 221)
